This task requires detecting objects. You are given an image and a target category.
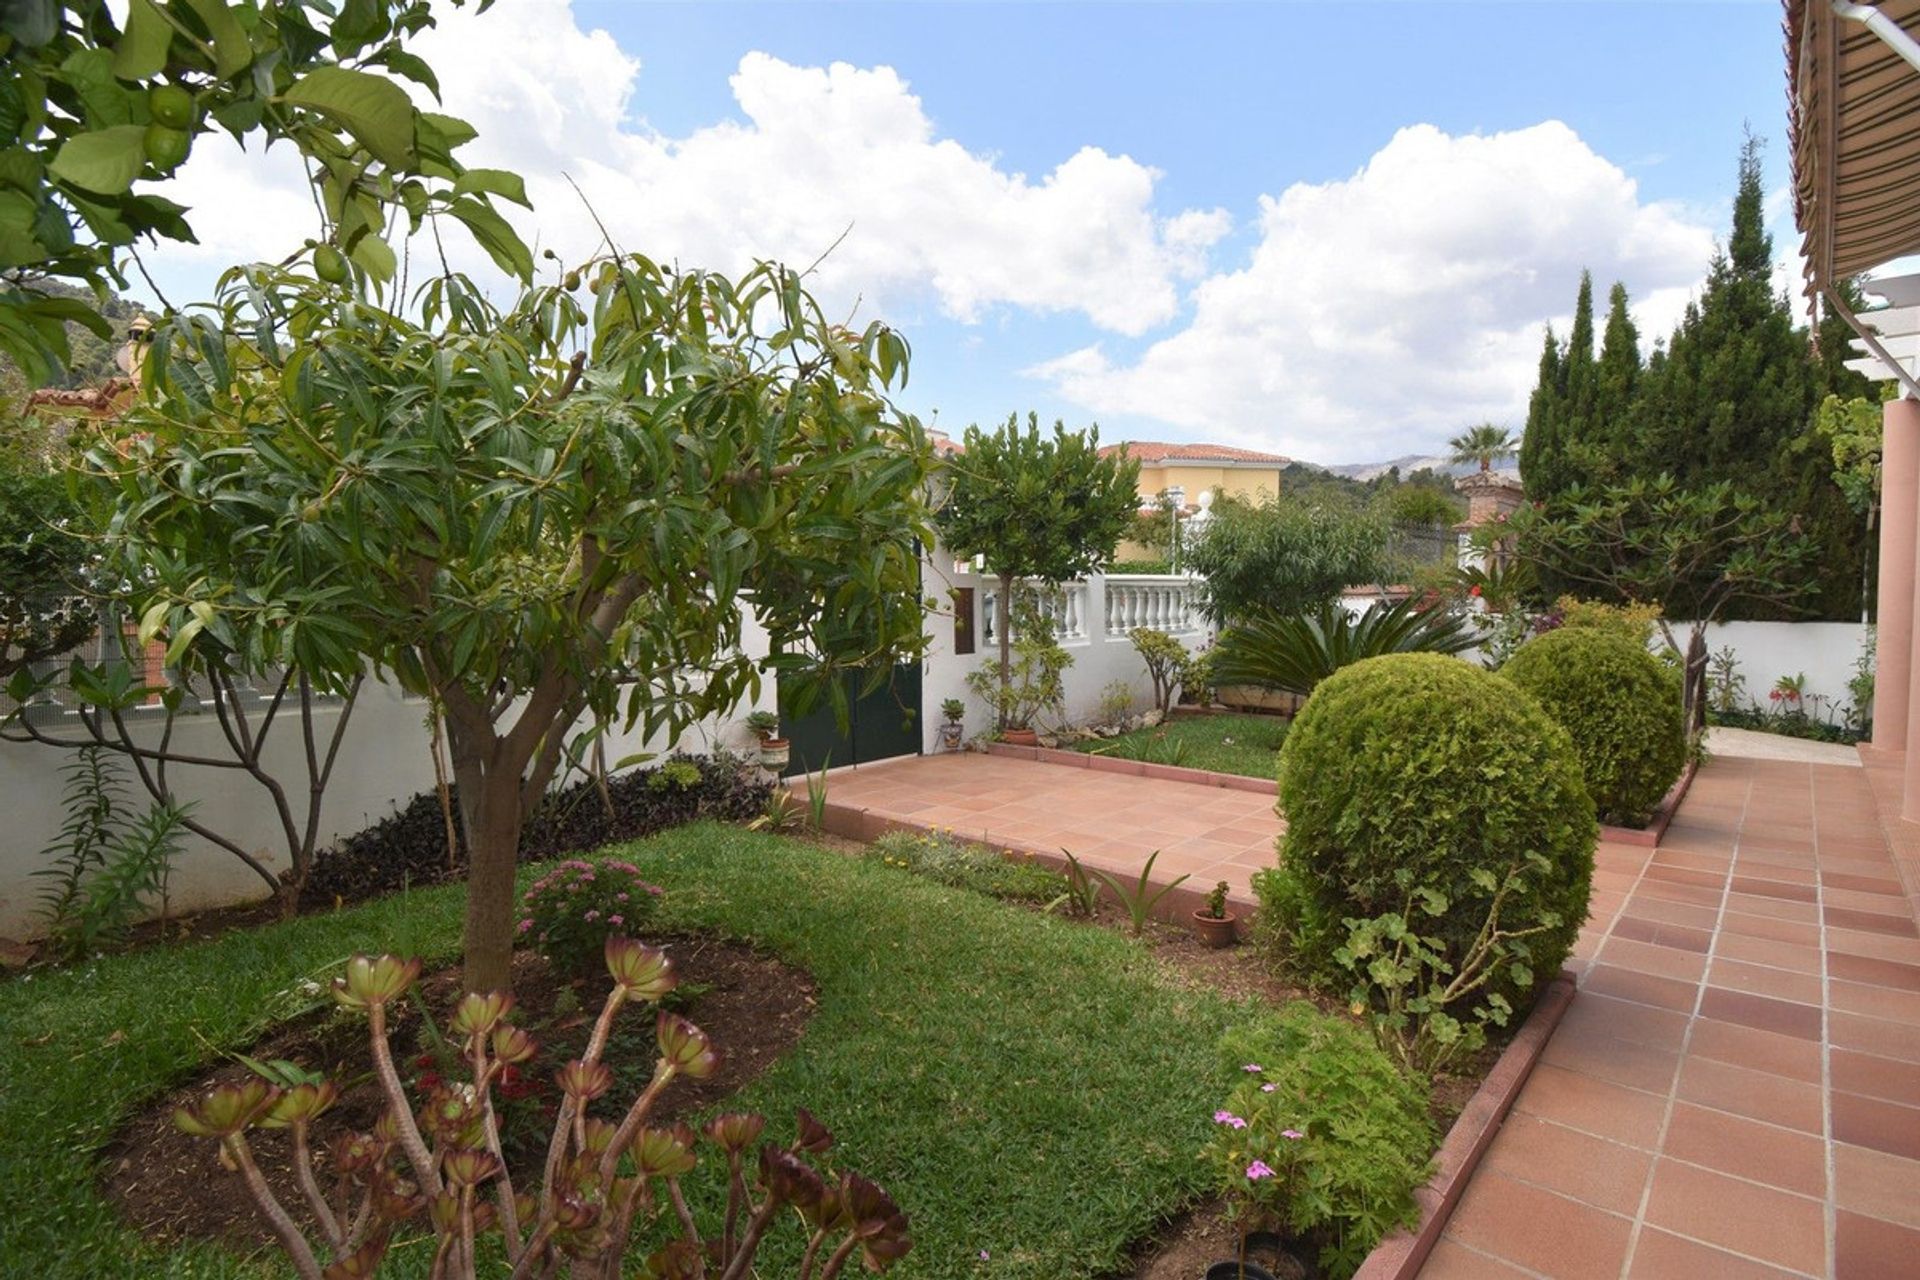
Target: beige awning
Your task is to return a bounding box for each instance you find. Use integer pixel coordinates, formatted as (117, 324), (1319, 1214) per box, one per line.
(1789, 0), (1920, 293)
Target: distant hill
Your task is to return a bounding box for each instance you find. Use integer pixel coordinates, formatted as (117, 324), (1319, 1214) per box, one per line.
(1321, 453), (1464, 482)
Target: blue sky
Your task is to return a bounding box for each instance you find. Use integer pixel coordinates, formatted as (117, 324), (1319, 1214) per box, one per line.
(156, 1), (1800, 464)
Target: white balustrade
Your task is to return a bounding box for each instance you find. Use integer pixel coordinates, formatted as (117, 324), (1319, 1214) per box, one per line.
(1103, 574), (1202, 637)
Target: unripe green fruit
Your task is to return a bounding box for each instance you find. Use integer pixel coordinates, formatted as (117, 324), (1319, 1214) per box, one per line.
(143, 123), (191, 171)
(313, 245), (348, 284)
(563, 271), (580, 292)
(148, 83), (195, 130)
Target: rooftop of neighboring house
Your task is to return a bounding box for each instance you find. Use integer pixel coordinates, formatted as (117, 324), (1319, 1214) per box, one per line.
(1098, 441), (1292, 468)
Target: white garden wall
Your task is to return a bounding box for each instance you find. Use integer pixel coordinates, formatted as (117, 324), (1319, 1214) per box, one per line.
(1684, 619), (1871, 717)
(0, 618), (776, 941)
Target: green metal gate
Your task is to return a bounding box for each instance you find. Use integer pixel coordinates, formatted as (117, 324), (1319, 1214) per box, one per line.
(777, 664), (922, 777)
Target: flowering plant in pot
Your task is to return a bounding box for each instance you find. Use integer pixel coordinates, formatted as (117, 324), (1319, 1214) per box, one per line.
(1193, 880), (1237, 948)
(744, 709), (789, 769)
(965, 620), (1069, 747)
(938, 698), (966, 751)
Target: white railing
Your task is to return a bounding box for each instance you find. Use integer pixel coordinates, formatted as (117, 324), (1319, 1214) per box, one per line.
(1103, 574), (1203, 637)
(980, 574), (1203, 649)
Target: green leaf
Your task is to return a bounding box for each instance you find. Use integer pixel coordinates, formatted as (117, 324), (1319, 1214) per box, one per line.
(48, 125), (147, 195)
(0, 0), (58, 47)
(445, 196), (532, 281)
(113, 0), (175, 80)
(451, 168), (529, 208)
(182, 0), (254, 79)
(278, 67), (416, 168)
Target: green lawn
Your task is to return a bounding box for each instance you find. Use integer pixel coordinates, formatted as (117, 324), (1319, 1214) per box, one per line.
(0, 823), (1239, 1279)
(1069, 712), (1289, 781)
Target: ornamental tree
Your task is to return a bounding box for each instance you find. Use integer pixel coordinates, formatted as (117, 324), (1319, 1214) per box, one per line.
(84, 256), (933, 991)
(0, 462), (93, 679)
(932, 414), (1139, 727)
(1506, 476), (1814, 738)
(1183, 496), (1388, 626)
(0, 0), (531, 383)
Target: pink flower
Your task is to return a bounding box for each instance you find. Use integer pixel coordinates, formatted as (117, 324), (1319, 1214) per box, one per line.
(1260, 1083), (1277, 1093)
(1281, 1128), (1304, 1140)
(517, 919), (533, 934)
(1241, 1063), (1263, 1073)
(979, 1250), (989, 1261)
(1213, 1110), (1247, 1129)
(584, 909), (600, 922)
(608, 915), (624, 927)
(1246, 1160), (1275, 1181)
(615, 893), (629, 903)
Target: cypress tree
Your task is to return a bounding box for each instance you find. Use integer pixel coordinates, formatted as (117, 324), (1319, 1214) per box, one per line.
(1519, 324), (1564, 494)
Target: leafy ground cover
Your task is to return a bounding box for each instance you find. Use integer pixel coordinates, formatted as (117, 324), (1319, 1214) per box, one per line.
(1069, 712), (1289, 781)
(0, 823), (1238, 1279)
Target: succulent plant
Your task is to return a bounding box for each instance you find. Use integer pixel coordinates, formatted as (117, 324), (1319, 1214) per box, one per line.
(176, 947), (911, 1280)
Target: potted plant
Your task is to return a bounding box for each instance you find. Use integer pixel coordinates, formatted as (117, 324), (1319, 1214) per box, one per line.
(744, 709), (789, 770)
(966, 611), (1071, 747)
(938, 698), (966, 751)
(1193, 880), (1237, 948)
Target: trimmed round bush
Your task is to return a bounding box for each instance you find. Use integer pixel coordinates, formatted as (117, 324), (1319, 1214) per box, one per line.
(1265, 652), (1596, 1004)
(1502, 627), (1686, 828)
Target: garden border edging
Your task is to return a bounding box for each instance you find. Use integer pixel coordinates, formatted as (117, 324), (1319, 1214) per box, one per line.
(1596, 759), (1697, 847)
(1349, 970), (1578, 1280)
(980, 740), (1278, 794)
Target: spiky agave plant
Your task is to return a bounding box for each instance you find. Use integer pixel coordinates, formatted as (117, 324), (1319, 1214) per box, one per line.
(1210, 597), (1478, 700)
(175, 941), (909, 1279)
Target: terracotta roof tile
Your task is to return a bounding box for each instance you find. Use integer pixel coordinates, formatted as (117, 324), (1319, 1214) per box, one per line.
(1098, 440), (1292, 465)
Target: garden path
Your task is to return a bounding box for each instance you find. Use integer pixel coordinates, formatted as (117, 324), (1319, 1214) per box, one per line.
(813, 751), (1281, 913)
(1424, 750), (1920, 1279)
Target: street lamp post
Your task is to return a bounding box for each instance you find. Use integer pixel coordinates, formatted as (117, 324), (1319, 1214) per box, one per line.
(1164, 485), (1185, 573)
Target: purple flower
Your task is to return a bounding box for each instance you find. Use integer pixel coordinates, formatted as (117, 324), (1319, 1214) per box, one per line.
(1213, 1110), (1247, 1129)
(979, 1250), (990, 1261)
(1246, 1160), (1275, 1181)
(1260, 1083), (1277, 1093)
(1281, 1128), (1303, 1141)
(517, 919), (533, 934)
(1241, 1063), (1263, 1073)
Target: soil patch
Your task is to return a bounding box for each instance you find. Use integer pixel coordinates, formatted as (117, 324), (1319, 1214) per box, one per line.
(101, 934), (815, 1250)
(1115, 1203), (1315, 1279)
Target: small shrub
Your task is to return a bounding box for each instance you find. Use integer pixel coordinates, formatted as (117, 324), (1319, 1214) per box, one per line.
(864, 829), (1065, 903)
(518, 858), (664, 976)
(646, 758), (704, 792)
(1097, 679), (1136, 726)
(1203, 1003), (1432, 1278)
(1502, 627), (1686, 827)
(175, 944), (911, 1279)
(1176, 643), (1214, 705)
(1552, 594), (1662, 647)
(1270, 654), (1595, 1033)
(1129, 627), (1189, 713)
(966, 613), (1071, 732)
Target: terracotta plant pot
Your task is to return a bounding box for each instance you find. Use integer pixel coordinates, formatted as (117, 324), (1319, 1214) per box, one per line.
(757, 737), (790, 770)
(1001, 727), (1040, 747)
(1192, 909), (1237, 948)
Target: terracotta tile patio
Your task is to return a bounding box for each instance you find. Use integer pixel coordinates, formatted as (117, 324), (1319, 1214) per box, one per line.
(814, 751), (1281, 905)
(1431, 752), (1920, 1279)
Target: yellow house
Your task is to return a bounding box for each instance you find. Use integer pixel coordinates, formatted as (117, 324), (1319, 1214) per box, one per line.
(1100, 440), (1290, 564)
(1100, 440), (1290, 507)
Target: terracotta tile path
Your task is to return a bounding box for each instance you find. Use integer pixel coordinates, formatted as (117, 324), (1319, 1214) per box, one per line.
(1427, 752), (1920, 1279)
(817, 751), (1282, 905)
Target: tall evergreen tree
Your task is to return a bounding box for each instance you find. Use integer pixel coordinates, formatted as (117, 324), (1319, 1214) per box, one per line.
(1519, 324), (1564, 493)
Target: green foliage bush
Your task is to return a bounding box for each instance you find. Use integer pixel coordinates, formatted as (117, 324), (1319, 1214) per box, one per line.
(864, 829), (1066, 903)
(1204, 1003), (1432, 1277)
(518, 857), (663, 975)
(1502, 628), (1686, 827)
(1211, 597), (1478, 698)
(1266, 654), (1595, 1021)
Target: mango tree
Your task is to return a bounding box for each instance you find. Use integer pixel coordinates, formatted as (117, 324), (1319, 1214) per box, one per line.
(0, 0), (531, 383)
(89, 256), (933, 991)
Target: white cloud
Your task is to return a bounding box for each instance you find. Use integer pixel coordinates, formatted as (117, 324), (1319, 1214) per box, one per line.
(143, 1), (1225, 336)
(1030, 121), (1720, 463)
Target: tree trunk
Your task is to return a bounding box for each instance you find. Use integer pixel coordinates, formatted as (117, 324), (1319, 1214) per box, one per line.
(458, 779), (522, 994)
(1683, 626), (1709, 743)
(995, 573), (1014, 731)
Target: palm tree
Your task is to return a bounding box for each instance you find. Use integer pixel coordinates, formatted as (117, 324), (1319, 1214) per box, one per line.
(1448, 423), (1517, 473)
